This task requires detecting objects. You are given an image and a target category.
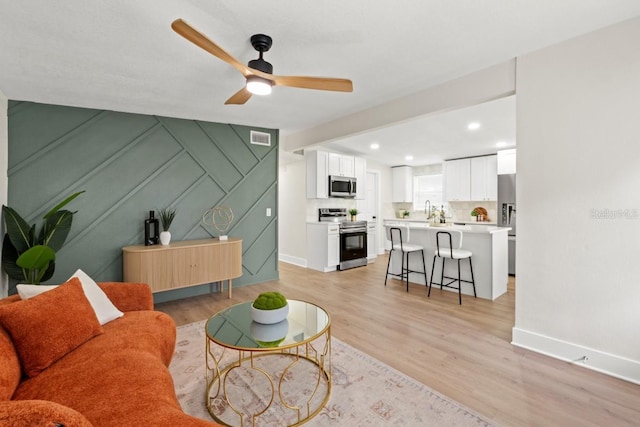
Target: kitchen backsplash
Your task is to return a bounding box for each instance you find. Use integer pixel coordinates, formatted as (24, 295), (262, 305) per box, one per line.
(306, 198), (356, 221)
(448, 201), (497, 223)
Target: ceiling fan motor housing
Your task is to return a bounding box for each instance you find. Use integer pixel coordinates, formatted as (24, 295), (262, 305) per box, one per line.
(248, 58), (273, 74)
(249, 34), (274, 74)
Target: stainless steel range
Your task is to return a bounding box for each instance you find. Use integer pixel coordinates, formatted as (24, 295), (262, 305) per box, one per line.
(318, 208), (368, 270)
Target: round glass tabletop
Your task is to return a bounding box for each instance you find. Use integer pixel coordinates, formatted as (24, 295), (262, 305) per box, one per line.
(205, 299), (330, 351)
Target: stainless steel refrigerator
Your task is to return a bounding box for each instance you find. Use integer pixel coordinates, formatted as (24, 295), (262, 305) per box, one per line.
(497, 174), (516, 275)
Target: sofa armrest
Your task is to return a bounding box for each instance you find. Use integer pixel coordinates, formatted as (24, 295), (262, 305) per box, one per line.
(98, 282), (154, 312)
(0, 400), (93, 426)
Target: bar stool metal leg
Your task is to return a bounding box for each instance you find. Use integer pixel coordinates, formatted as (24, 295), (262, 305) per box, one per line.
(384, 250), (393, 287)
(457, 259), (462, 305)
(428, 256), (436, 297)
(469, 257), (477, 297)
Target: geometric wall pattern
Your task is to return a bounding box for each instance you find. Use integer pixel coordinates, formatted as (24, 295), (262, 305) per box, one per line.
(6, 101), (279, 302)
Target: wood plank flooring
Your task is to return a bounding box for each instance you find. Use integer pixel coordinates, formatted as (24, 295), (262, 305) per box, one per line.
(156, 255), (640, 426)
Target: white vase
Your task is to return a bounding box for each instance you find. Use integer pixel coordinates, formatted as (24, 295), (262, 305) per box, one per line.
(159, 231), (171, 245)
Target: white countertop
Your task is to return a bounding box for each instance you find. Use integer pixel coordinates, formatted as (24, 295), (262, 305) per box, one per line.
(384, 219), (509, 234)
(387, 217), (496, 225)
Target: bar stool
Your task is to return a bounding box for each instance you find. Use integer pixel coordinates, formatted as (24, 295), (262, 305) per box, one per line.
(428, 230), (476, 304)
(385, 226), (427, 292)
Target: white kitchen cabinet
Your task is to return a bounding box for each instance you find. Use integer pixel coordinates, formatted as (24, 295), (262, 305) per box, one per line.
(392, 166), (413, 203)
(306, 223), (340, 272)
(328, 231), (340, 267)
(306, 150), (329, 199)
(328, 153), (355, 177)
(497, 149), (516, 174)
(444, 158), (471, 201)
(367, 222), (377, 261)
(354, 157), (367, 200)
(470, 155), (497, 201)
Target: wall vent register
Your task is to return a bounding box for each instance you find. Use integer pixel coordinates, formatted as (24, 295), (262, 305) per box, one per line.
(250, 130), (271, 146)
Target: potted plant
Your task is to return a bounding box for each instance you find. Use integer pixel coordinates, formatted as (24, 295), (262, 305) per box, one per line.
(251, 291), (289, 324)
(348, 208), (358, 221)
(158, 207), (176, 245)
(470, 209), (478, 222)
(1, 191), (84, 284)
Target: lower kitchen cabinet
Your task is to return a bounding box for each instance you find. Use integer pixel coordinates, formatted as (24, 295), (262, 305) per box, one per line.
(307, 223), (340, 272)
(367, 222), (377, 261)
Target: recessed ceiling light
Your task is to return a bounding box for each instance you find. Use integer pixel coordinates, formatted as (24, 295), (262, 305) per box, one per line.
(468, 122), (481, 130)
(496, 141), (508, 148)
(370, 143), (379, 150)
(405, 155), (414, 161)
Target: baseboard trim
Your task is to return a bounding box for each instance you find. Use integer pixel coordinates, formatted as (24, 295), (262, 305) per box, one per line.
(512, 327), (640, 385)
(278, 254), (306, 268)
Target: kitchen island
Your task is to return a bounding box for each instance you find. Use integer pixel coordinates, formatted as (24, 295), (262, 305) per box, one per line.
(384, 220), (510, 300)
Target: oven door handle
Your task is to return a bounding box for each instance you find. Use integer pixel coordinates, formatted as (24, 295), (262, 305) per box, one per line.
(340, 229), (367, 234)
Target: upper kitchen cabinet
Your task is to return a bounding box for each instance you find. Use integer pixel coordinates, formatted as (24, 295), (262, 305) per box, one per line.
(444, 158), (471, 201)
(354, 157), (366, 200)
(392, 166), (413, 202)
(307, 150), (365, 199)
(328, 152), (355, 177)
(306, 150), (329, 199)
(497, 148), (516, 174)
(470, 155), (497, 201)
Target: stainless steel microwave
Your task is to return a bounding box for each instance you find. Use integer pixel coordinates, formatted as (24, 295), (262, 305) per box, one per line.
(328, 175), (357, 198)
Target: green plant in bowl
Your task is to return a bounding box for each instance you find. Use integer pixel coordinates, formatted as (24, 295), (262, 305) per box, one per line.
(252, 292), (289, 324)
(253, 291), (287, 310)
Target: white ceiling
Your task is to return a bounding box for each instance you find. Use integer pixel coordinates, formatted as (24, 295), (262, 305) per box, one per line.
(322, 95), (516, 166)
(1, 1), (639, 165)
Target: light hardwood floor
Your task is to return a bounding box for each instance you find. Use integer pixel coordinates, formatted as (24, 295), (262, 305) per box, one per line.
(156, 255), (640, 426)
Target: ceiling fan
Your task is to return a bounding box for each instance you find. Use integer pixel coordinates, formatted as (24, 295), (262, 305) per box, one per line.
(171, 19), (354, 105)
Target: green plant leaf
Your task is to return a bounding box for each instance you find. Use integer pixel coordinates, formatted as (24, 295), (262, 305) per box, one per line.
(2, 205), (33, 254)
(39, 261), (56, 283)
(41, 210), (74, 251)
(1, 234), (26, 281)
(2, 192), (83, 284)
(16, 245), (56, 270)
(43, 191), (85, 219)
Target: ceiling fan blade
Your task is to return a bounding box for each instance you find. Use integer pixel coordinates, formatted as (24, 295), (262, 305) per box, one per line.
(225, 87), (253, 105)
(171, 19), (250, 76)
(272, 75), (353, 92)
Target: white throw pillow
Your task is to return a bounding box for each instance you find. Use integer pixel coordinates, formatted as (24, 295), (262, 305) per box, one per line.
(16, 269), (124, 325)
(17, 284), (58, 299)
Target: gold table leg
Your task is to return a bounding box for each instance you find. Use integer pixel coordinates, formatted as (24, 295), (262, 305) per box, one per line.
(206, 328), (332, 426)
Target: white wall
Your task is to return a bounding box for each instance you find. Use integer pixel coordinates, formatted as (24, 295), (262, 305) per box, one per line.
(278, 155), (308, 266)
(0, 91), (7, 297)
(514, 16), (640, 383)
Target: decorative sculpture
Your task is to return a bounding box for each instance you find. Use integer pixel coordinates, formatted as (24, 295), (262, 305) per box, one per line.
(202, 206), (234, 240)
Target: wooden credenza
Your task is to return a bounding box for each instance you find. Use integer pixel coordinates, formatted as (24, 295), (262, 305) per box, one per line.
(122, 238), (242, 298)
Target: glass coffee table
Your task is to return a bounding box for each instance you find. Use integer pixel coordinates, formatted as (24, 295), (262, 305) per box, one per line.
(205, 300), (331, 426)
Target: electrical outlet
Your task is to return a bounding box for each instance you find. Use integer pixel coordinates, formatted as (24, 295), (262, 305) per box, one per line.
(266, 208), (271, 217)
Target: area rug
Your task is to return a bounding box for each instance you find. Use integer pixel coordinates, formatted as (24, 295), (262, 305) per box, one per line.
(170, 320), (495, 426)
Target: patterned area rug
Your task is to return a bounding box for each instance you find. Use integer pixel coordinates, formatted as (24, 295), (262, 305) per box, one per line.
(170, 320), (495, 426)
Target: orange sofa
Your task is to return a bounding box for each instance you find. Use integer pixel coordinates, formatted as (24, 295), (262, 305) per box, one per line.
(0, 281), (219, 426)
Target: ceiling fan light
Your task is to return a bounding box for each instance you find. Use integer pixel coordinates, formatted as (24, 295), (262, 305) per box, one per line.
(246, 76), (273, 95)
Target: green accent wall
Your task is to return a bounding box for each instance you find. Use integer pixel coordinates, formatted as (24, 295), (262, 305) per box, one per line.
(6, 101), (279, 302)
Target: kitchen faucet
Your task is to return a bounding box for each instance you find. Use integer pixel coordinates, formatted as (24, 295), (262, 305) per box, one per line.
(424, 200), (431, 218)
